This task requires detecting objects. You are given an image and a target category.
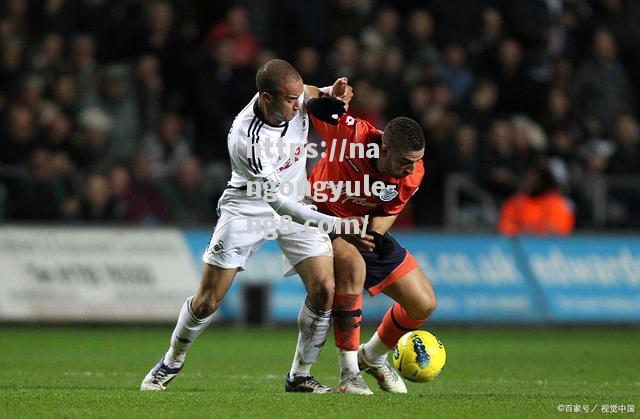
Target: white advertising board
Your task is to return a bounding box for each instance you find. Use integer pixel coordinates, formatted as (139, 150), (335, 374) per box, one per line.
(0, 226), (200, 321)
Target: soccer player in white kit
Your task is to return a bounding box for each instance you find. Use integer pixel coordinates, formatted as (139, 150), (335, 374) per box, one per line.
(141, 59), (370, 393)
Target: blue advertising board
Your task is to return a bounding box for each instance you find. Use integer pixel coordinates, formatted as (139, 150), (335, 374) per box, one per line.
(518, 237), (640, 322)
(183, 230), (640, 323)
(402, 234), (542, 322)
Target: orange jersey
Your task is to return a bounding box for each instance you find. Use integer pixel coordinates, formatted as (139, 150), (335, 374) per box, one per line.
(309, 114), (424, 217)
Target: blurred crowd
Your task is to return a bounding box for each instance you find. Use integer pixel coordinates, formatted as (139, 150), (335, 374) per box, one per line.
(1, 0), (640, 229)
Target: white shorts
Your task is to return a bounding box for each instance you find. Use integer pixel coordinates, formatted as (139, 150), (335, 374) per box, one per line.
(203, 189), (333, 276)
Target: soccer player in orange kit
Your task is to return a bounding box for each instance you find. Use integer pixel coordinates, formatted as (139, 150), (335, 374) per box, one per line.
(308, 113), (437, 394)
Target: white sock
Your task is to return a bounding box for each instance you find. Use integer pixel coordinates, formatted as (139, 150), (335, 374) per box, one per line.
(337, 349), (359, 377)
(163, 296), (214, 368)
(362, 332), (390, 365)
(289, 299), (331, 379)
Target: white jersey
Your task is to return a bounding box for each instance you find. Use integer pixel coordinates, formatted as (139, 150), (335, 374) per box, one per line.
(227, 93), (309, 199)
(206, 91), (333, 273)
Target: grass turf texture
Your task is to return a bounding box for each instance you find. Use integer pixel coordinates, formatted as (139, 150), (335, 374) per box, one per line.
(0, 326), (638, 418)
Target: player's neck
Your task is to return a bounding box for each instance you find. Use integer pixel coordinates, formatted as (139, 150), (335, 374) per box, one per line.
(256, 97), (283, 126)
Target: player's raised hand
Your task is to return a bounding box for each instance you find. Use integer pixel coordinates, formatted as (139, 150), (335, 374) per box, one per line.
(332, 77), (353, 109)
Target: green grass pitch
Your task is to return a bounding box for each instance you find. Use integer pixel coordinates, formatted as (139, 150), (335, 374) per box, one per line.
(0, 326), (638, 418)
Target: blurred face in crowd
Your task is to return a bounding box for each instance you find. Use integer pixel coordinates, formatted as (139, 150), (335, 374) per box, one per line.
(334, 36), (359, 67)
(548, 88), (571, 118)
(498, 38), (521, 69)
(110, 166), (130, 196)
(40, 33), (64, 64)
(551, 131), (574, 155)
(213, 38), (234, 66)
(49, 113), (72, 143)
(8, 106), (34, 143)
(227, 6), (251, 34)
(70, 35), (96, 67)
(177, 156), (201, 189)
(489, 120), (513, 155)
(593, 30), (617, 61)
(133, 153), (155, 183)
(159, 113), (182, 145)
(408, 10), (433, 42)
(455, 126), (477, 158)
(295, 47), (320, 77)
(614, 115), (639, 145)
(2, 39), (23, 71)
(384, 46), (404, 76)
(444, 44), (466, 69)
(409, 85), (431, 114)
(86, 174), (112, 209)
(482, 8), (502, 40)
(471, 81), (497, 111)
(19, 76), (44, 108)
(52, 75), (78, 107)
(30, 148), (54, 182)
(375, 8), (399, 38)
(104, 77), (128, 102)
(147, 1), (173, 34)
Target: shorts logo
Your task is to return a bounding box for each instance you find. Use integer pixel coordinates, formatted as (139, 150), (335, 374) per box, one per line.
(379, 185), (398, 202)
(212, 240), (224, 253)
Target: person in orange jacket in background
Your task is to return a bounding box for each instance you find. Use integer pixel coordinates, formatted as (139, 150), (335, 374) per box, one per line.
(498, 161), (575, 235)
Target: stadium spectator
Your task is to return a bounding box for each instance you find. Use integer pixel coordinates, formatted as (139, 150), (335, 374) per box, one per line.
(71, 107), (113, 174)
(133, 54), (164, 132)
(82, 64), (141, 164)
(143, 111), (191, 180)
(123, 151), (168, 224)
(204, 5), (258, 70)
(0, 104), (38, 167)
(498, 161), (575, 236)
(572, 29), (634, 134)
(7, 147), (77, 220)
(439, 43), (474, 105)
(79, 173), (118, 222)
(161, 155), (212, 225)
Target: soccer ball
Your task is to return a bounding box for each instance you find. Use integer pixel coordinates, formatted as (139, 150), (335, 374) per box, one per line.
(392, 330), (446, 383)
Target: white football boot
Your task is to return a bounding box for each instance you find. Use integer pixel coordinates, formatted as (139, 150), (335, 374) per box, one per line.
(358, 345), (407, 394)
(337, 371), (374, 395)
(140, 358), (183, 391)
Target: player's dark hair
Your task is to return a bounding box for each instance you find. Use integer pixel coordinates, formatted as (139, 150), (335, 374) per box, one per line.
(255, 59), (301, 96)
(383, 117), (425, 151)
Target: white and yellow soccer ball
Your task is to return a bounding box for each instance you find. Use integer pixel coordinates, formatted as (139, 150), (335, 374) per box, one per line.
(393, 330), (446, 383)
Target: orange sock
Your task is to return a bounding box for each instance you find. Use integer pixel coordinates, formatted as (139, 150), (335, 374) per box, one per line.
(377, 303), (425, 348)
(332, 293), (362, 351)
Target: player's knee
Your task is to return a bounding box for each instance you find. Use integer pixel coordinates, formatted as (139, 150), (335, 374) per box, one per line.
(335, 257), (366, 292)
(406, 288), (437, 320)
(307, 275), (335, 307)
